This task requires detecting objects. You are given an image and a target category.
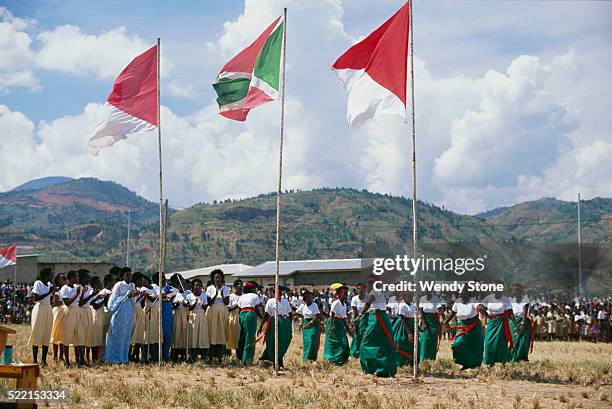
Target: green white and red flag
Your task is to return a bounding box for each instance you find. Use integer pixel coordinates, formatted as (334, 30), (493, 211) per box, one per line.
(213, 16), (284, 121)
(0, 245), (16, 269)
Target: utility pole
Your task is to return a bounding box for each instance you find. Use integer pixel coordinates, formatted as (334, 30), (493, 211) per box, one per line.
(577, 193), (582, 296)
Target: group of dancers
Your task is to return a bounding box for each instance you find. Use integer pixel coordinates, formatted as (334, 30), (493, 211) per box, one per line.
(27, 266), (533, 377)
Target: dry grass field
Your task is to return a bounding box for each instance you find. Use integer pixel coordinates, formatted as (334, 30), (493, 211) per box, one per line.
(0, 324), (610, 408)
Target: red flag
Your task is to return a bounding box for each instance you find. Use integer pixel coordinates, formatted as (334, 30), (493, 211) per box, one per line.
(89, 45), (158, 155)
(0, 245), (16, 268)
(332, 1), (410, 126)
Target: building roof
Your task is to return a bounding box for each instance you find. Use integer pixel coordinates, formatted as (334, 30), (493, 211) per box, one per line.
(166, 263), (252, 280)
(234, 258), (372, 278)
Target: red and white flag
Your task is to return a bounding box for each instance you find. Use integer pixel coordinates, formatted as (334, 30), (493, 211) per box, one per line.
(0, 245), (16, 269)
(332, 1), (410, 127)
(89, 45), (158, 155)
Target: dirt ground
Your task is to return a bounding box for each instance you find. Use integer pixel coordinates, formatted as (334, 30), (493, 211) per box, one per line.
(1, 324), (610, 408)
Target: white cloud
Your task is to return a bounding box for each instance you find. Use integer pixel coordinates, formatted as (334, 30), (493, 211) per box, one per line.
(0, 7), (39, 91)
(167, 80), (199, 99)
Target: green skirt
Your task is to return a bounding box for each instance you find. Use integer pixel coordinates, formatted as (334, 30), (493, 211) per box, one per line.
(350, 313), (368, 358)
(451, 317), (483, 369)
(302, 318), (321, 361)
(418, 312), (440, 361)
(260, 316), (292, 367)
(391, 317), (414, 366)
(483, 316), (511, 365)
(324, 318), (349, 365)
(510, 316), (531, 362)
(237, 310), (258, 363)
(359, 310), (397, 377)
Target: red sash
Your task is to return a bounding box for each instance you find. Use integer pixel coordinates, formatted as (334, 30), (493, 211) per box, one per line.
(489, 311), (514, 349)
(375, 310), (412, 359)
(240, 307), (256, 312)
(449, 317), (477, 341)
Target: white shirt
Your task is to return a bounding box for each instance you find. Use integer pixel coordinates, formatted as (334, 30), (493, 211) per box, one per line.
(81, 286), (94, 307)
(92, 288), (111, 308)
(483, 294), (512, 315)
(59, 285), (78, 308)
(206, 285), (230, 304)
(351, 294), (367, 312)
(368, 290), (387, 311)
(238, 293), (261, 309)
(419, 295), (443, 313)
(296, 301), (320, 319)
(387, 301), (398, 317)
(452, 300), (479, 320)
(31, 280), (52, 305)
(264, 298), (291, 316)
(511, 295), (530, 317)
(397, 301), (415, 318)
(229, 293), (240, 308)
(187, 292), (208, 313)
(175, 291), (191, 307)
(145, 286), (159, 308)
(330, 299), (348, 318)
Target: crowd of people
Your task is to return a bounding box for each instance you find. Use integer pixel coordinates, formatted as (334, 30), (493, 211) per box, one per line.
(22, 267), (612, 376)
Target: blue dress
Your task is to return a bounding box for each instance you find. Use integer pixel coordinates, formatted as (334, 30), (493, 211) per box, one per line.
(105, 281), (136, 363)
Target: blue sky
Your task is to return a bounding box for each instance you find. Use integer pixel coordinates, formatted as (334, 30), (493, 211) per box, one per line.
(1, 0), (611, 213)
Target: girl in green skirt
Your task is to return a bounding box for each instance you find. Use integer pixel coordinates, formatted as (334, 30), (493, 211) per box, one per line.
(324, 286), (351, 365)
(259, 286), (293, 368)
(359, 277), (397, 377)
(482, 287), (518, 365)
(418, 292), (443, 361)
(296, 289), (322, 361)
(349, 283), (367, 358)
(236, 281), (262, 364)
(444, 289), (485, 369)
(509, 283), (532, 362)
(391, 293), (414, 366)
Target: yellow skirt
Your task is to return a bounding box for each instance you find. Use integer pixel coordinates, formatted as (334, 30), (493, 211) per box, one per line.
(62, 306), (80, 346)
(131, 304), (146, 345)
(145, 305), (161, 345)
(77, 306), (92, 346)
(207, 303), (229, 346)
(226, 308), (241, 350)
(173, 307), (190, 349)
(27, 303), (53, 347)
(90, 308), (107, 347)
(50, 306), (66, 345)
(190, 310), (210, 349)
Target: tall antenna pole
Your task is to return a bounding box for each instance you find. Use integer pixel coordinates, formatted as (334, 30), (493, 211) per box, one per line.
(156, 37), (164, 367)
(273, 7), (287, 376)
(164, 199), (169, 272)
(577, 193), (582, 296)
(408, 0), (419, 380)
(126, 210), (131, 268)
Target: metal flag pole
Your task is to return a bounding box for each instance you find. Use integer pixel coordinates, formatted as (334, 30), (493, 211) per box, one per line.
(156, 37), (165, 367)
(408, 0), (420, 380)
(12, 249), (17, 320)
(126, 210), (131, 268)
(577, 193), (582, 296)
(273, 7), (288, 376)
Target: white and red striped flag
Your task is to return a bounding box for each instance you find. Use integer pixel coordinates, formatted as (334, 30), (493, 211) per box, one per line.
(0, 245), (16, 269)
(89, 45), (158, 155)
(332, 1), (410, 127)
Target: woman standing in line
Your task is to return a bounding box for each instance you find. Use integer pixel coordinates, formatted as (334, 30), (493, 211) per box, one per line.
(77, 269), (96, 366)
(296, 289), (322, 361)
(482, 284), (518, 365)
(105, 267), (140, 364)
(152, 272), (176, 361)
(444, 289), (485, 369)
(324, 285), (351, 365)
(226, 279), (243, 359)
(236, 281), (262, 364)
(27, 267), (56, 366)
(171, 274), (191, 363)
(349, 283), (367, 358)
(418, 291), (444, 362)
(50, 273), (67, 362)
(89, 276), (110, 364)
(60, 270), (81, 368)
(391, 292), (414, 367)
(259, 285), (293, 368)
(206, 269), (230, 363)
(129, 272), (148, 363)
(359, 276), (396, 377)
(187, 278), (209, 362)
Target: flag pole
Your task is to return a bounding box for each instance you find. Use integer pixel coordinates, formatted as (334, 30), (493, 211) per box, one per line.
(408, 0), (419, 380)
(126, 210), (131, 268)
(156, 37), (165, 367)
(273, 7), (287, 376)
(13, 254), (17, 321)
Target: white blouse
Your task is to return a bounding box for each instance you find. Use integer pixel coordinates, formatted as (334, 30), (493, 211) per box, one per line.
(206, 285), (230, 304)
(187, 292), (208, 313)
(511, 295), (530, 317)
(238, 293), (261, 309)
(330, 299), (347, 318)
(351, 294), (367, 312)
(482, 294), (512, 315)
(452, 300), (479, 320)
(59, 285), (78, 308)
(397, 301), (415, 318)
(368, 290), (387, 311)
(419, 295), (443, 313)
(296, 302), (320, 319)
(264, 298), (291, 316)
(32, 280), (52, 305)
